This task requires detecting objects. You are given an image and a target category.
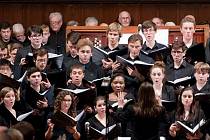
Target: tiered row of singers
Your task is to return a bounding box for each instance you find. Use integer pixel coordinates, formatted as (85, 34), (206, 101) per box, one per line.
(0, 17), (210, 140)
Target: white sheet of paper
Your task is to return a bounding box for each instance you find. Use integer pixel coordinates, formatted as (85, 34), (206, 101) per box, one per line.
(119, 29), (169, 47)
(117, 137), (131, 140)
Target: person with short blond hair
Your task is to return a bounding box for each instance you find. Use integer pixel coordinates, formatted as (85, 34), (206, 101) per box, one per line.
(106, 22), (122, 38)
(92, 22), (127, 71)
(192, 62), (210, 134)
(180, 16), (196, 48)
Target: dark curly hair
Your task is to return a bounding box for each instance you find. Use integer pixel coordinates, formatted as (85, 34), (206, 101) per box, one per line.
(54, 90), (76, 118)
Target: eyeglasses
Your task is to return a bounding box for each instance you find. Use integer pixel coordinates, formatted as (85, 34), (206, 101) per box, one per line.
(50, 20), (61, 25)
(143, 28), (155, 33)
(31, 34), (42, 39)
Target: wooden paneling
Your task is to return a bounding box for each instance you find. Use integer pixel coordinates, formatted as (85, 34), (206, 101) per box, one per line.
(66, 25), (209, 47)
(0, 3), (209, 30)
(1, 0), (210, 4)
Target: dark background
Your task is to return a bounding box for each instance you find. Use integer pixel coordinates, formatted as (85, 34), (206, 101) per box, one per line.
(2, 0), (210, 4)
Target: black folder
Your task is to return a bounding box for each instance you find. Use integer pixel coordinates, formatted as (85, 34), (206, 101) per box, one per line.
(161, 100), (177, 112)
(57, 88), (96, 108)
(185, 43), (206, 64)
(177, 119), (207, 134)
(0, 73), (21, 90)
(141, 46), (170, 61)
(89, 124), (118, 138)
(51, 111), (77, 128)
(93, 46), (127, 61)
(166, 76), (195, 88)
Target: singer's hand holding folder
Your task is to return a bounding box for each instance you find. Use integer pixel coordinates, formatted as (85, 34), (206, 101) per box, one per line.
(93, 46), (127, 61)
(58, 88), (96, 108)
(51, 110), (84, 128)
(176, 119), (207, 134)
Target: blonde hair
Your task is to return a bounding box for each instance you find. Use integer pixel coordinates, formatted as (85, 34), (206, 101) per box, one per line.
(107, 22), (122, 37)
(194, 62), (210, 73)
(76, 38), (93, 51)
(0, 87), (17, 102)
(180, 16), (196, 28)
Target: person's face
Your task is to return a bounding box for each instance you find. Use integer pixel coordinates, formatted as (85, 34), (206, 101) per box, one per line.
(0, 48), (8, 59)
(119, 12), (131, 27)
(61, 95), (72, 111)
(128, 40), (142, 58)
(171, 48), (185, 63)
(180, 22), (195, 41)
(95, 99), (106, 115)
(35, 54), (48, 71)
(194, 70), (209, 85)
(0, 28), (11, 42)
(9, 49), (18, 62)
(50, 16), (62, 32)
(70, 68), (84, 85)
(107, 31), (120, 46)
(152, 18), (163, 27)
(27, 72), (42, 87)
(67, 41), (77, 57)
(111, 76), (125, 93)
(15, 32), (26, 42)
(150, 67), (165, 85)
(0, 65), (12, 77)
(143, 27), (156, 42)
(3, 90), (15, 108)
(78, 45), (92, 64)
(181, 90), (193, 108)
(42, 29), (50, 44)
(28, 32), (43, 48)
